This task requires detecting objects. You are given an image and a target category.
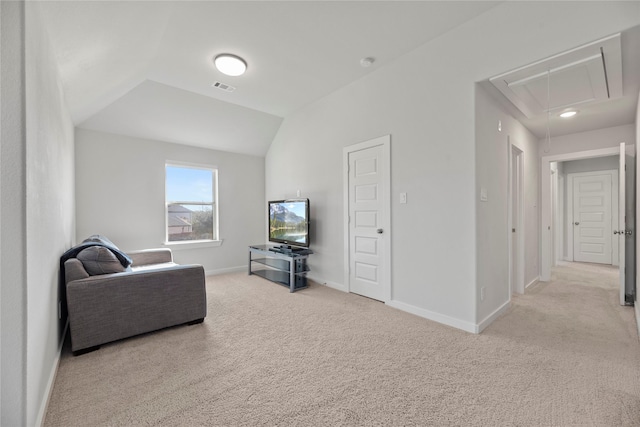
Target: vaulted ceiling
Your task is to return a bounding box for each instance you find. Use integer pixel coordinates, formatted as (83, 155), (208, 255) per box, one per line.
(37, 1), (500, 155)
(38, 1), (639, 156)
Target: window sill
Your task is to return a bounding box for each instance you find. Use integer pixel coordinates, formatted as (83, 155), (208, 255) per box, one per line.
(163, 239), (223, 250)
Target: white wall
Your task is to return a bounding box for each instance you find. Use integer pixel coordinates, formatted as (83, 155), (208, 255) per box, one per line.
(0, 2), (75, 425)
(25, 3), (76, 425)
(1, 1), (27, 425)
(562, 156), (619, 175)
(75, 129), (265, 274)
(538, 124), (635, 157)
(475, 84), (539, 327)
(265, 1), (640, 332)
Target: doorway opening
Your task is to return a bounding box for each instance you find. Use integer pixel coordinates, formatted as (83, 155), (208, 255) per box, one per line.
(508, 141), (524, 296)
(541, 144), (635, 306)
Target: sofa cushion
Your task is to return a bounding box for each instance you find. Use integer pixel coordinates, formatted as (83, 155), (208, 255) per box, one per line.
(76, 246), (127, 276)
(61, 236), (132, 270)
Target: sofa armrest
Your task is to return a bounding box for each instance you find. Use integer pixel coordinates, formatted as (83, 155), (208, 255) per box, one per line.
(127, 248), (173, 266)
(66, 264), (206, 352)
(64, 258), (90, 283)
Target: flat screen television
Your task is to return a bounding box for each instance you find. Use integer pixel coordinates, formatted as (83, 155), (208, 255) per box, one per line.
(268, 199), (310, 248)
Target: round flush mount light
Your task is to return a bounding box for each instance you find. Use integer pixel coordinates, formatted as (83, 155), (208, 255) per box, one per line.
(559, 110), (578, 118)
(214, 54), (247, 77)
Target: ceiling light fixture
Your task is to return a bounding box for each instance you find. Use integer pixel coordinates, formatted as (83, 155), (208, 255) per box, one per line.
(214, 54), (247, 77)
(559, 110), (578, 118)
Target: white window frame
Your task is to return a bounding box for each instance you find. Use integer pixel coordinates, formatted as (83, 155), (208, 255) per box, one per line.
(164, 162), (222, 248)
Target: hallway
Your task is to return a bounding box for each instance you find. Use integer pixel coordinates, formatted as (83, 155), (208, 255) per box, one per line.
(490, 261), (635, 355)
(484, 260), (640, 424)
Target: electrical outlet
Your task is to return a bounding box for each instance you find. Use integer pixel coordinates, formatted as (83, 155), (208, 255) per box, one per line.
(480, 287), (486, 301)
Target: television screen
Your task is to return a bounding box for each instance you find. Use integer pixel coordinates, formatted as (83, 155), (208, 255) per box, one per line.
(268, 199), (310, 248)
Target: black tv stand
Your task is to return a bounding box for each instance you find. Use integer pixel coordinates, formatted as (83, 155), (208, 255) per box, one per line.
(273, 245), (309, 254)
(248, 244), (312, 292)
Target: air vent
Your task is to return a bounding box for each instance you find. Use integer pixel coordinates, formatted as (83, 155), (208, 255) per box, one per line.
(212, 81), (236, 92)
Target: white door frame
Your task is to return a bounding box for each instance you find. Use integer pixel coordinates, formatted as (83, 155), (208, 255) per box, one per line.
(619, 143), (627, 305)
(541, 146), (621, 281)
(566, 170), (618, 265)
(551, 168), (557, 266)
(343, 135), (392, 302)
(508, 141), (525, 295)
(556, 173), (565, 264)
(619, 142), (636, 306)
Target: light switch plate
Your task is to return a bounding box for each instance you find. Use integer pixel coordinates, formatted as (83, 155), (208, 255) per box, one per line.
(400, 193), (407, 204)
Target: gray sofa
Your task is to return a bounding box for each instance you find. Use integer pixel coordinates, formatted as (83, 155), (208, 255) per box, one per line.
(64, 247), (206, 354)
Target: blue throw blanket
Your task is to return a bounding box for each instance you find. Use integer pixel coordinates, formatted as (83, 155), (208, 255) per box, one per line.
(60, 235), (132, 268)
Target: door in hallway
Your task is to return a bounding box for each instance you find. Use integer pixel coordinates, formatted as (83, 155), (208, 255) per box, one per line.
(572, 172), (612, 264)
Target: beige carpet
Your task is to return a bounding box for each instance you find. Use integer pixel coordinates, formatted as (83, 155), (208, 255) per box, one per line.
(44, 263), (640, 426)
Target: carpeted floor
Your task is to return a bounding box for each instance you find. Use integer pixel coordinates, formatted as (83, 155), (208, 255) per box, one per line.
(44, 262), (640, 426)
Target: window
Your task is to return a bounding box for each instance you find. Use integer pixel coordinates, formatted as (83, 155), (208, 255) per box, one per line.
(165, 164), (218, 242)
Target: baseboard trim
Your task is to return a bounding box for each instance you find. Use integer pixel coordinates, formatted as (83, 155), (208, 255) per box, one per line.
(36, 320), (68, 427)
(204, 266), (246, 276)
(386, 300), (477, 334)
(526, 277), (539, 290)
(476, 300), (510, 333)
(306, 274), (347, 293)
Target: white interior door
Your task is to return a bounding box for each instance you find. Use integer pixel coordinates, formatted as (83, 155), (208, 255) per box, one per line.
(618, 142), (636, 306)
(572, 172), (612, 264)
(625, 144), (635, 304)
(618, 144), (626, 305)
(508, 143), (524, 295)
(344, 136), (391, 302)
(557, 174), (565, 263)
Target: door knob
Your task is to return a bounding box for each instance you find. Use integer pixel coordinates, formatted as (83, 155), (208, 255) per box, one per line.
(574, 222), (580, 225)
(614, 230), (620, 235)
(377, 229), (383, 234)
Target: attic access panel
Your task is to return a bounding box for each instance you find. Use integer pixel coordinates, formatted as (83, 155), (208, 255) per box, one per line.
(490, 34), (622, 118)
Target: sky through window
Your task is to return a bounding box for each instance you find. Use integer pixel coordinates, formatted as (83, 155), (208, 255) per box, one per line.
(166, 166), (213, 203)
